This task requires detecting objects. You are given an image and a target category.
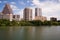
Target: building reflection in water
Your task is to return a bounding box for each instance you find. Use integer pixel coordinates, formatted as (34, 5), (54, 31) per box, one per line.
(0, 26), (60, 40)
(26, 27), (43, 40)
(0, 27), (44, 40)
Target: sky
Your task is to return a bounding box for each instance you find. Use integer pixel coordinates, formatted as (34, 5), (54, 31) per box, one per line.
(0, 0), (60, 20)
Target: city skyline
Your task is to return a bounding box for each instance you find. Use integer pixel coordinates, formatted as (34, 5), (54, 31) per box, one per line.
(0, 4), (46, 21)
(0, 0), (60, 20)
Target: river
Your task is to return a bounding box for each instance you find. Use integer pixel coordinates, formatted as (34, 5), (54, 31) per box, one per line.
(0, 26), (60, 40)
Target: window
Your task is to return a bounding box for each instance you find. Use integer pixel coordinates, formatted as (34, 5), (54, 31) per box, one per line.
(13, 15), (15, 18)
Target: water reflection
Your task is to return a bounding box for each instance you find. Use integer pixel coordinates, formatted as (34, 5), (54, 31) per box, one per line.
(0, 26), (60, 40)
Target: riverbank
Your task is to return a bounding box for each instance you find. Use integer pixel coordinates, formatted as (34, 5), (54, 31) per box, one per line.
(0, 19), (60, 26)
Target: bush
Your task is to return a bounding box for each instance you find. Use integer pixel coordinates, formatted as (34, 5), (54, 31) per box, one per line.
(0, 19), (60, 26)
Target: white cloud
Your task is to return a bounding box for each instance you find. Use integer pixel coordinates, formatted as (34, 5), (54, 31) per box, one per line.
(10, 2), (16, 4)
(32, 0), (40, 6)
(19, 1), (25, 5)
(0, 1), (2, 3)
(17, 9), (23, 18)
(10, 5), (20, 11)
(10, 4), (23, 19)
(31, 3), (35, 6)
(27, 1), (30, 3)
(32, 0), (60, 20)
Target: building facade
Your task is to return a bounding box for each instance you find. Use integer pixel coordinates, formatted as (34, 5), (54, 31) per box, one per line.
(35, 8), (42, 16)
(34, 8), (47, 22)
(13, 15), (20, 21)
(23, 8), (32, 21)
(0, 12), (3, 19)
(0, 4), (21, 21)
(2, 4), (13, 21)
(0, 4), (47, 21)
(34, 16), (47, 22)
(50, 17), (57, 21)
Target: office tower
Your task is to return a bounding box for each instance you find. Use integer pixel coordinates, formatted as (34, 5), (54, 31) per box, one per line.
(2, 3), (13, 21)
(23, 8), (32, 21)
(34, 8), (47, 22)
(35, 8), (42, 16)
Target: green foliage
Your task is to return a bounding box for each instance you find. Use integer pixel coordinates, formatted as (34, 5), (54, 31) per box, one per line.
(0, 19), (60, 26)
(29, 20), (43, 26)
(0, 19), (10, 26)
(19, 21), (33, 26)
(43, 21), (51, 26)
(11, 20), (18, 26)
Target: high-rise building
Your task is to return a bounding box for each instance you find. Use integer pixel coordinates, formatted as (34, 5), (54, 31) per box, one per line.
(2, 4), (13, 14)
(34, 8), (47, 22)
(2, 3), (13, 21)
(35, 8), (42, 16)
(23, 8), (32, 21)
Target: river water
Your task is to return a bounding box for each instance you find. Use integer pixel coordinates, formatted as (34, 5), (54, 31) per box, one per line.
(0, 26), (60, 40)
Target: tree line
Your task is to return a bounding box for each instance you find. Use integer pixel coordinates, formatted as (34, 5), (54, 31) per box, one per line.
(0, 19), (60, 26)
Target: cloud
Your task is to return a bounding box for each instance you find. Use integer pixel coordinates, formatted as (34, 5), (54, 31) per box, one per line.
(10, 4), (23, 19)
(45, 0), (60, 2)
(32, 0), (60, 20)
(19, 1), (25, 5)
(32, 0), (40, 6)
(10, 2), (16, 5)
(31, 3), (35, 6)
(0, 1), (2, 3)
(10, 5), (20, 11)
(27, 1), (30, 3)
(17, 9), (23, 18)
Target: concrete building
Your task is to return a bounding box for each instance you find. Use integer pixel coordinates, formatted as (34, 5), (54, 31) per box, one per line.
(50, 17), (57, 21)
(2, 4), (13, 21)
(34, 16), (47, 22)
(0, 12), (3, 19)
(0, 4), (21, 21)
(13, 15), (20, 21)
(35, 8), (42, 16)
(23, 8), (32, 21)
(34, 8), (47, 22)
